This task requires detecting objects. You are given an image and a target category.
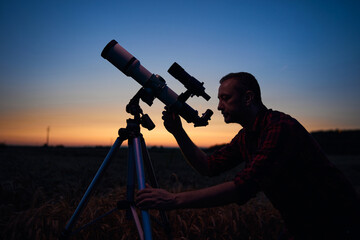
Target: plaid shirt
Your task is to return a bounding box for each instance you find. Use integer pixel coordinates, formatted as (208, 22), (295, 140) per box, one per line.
(207, 108), (359, 238)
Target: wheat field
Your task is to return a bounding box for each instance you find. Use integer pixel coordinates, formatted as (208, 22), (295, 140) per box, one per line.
(1, 146), (358, 239)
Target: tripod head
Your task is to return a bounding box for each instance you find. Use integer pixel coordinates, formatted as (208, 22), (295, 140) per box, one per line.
(126, 88), (155, 131)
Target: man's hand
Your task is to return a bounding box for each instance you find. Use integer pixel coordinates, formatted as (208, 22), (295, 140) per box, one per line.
(136, 182), (240, 210)
(136, 184), (178, 210)
(162, 107), (183, 134)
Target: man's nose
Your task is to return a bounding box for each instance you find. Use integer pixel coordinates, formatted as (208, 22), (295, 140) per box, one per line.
(218, 101), (223, 111)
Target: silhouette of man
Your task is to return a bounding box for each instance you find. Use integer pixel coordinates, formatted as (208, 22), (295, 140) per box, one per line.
(136, 72), (359, 239)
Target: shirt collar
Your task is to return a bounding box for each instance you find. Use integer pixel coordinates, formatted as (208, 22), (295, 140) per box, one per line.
(246, 106), (269, 134)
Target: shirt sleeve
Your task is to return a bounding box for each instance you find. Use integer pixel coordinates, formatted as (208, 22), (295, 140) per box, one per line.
(234, 118), (294, 204)
(207, 131), (244, 176)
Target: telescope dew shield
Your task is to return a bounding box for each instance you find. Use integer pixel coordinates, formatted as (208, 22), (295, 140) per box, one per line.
(101, 40), (152, 85)
(101, 40), (213, 126)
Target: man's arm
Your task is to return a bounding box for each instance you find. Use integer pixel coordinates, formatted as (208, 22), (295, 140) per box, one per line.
(136, 181), (239, 210)
(162, 109), (211, 176)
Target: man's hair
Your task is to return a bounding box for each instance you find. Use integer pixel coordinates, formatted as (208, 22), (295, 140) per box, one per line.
(220, 72), (262, 104)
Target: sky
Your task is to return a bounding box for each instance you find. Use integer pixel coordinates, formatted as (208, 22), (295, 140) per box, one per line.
(0, 0), (359, 147)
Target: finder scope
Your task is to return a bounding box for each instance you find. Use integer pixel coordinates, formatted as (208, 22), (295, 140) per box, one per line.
(168, 62), (210, 101)
(101, 40), (213, 127)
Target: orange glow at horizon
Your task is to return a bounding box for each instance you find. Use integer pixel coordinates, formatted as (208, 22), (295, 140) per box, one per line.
(1, 105), (356, 148)
(0, 104), (239, 147)
(0, 120), (239, 148)
(1, 96), (358, 148)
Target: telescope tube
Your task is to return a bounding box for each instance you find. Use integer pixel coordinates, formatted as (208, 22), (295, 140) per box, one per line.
(101, 40), (211, 126)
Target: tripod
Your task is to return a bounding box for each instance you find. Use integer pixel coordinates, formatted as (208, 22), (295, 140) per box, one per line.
(60, 93), (171, 240)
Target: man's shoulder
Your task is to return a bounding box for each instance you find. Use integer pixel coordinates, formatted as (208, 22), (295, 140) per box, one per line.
(264, 109), (303, 130)
(267, 109), (290, 118)
(266, 109), (296, 122)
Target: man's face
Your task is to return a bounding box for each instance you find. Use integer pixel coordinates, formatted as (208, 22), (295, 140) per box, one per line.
(217, 78), (246, 124)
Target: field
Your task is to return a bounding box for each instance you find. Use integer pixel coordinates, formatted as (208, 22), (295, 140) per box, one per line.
(1, 146), (359, 240)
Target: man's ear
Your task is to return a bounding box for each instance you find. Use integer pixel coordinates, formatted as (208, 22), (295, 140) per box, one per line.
(244, 90), (255, 106)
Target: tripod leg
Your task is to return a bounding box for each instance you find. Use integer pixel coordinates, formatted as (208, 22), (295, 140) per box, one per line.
(129, 137), (153, 240)
(141, 137), (172, 239)
(126, 145), (136, 203)
(129, 204), (145, 240)
(61, 137), (124, 238)
(140, 136), (159, 188)
(125, 143), (136, 221)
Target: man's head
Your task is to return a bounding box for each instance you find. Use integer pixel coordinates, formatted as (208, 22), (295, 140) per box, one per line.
(217, 72), (264, 126)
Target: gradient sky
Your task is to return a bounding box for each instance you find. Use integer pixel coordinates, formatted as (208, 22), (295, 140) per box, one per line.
(1, 0), (359, 147)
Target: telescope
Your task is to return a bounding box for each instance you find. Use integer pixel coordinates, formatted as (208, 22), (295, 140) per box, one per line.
(101, 40), (213, 127)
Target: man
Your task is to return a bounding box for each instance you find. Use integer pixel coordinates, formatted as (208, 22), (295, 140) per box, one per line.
(136, 72), (359, 239)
